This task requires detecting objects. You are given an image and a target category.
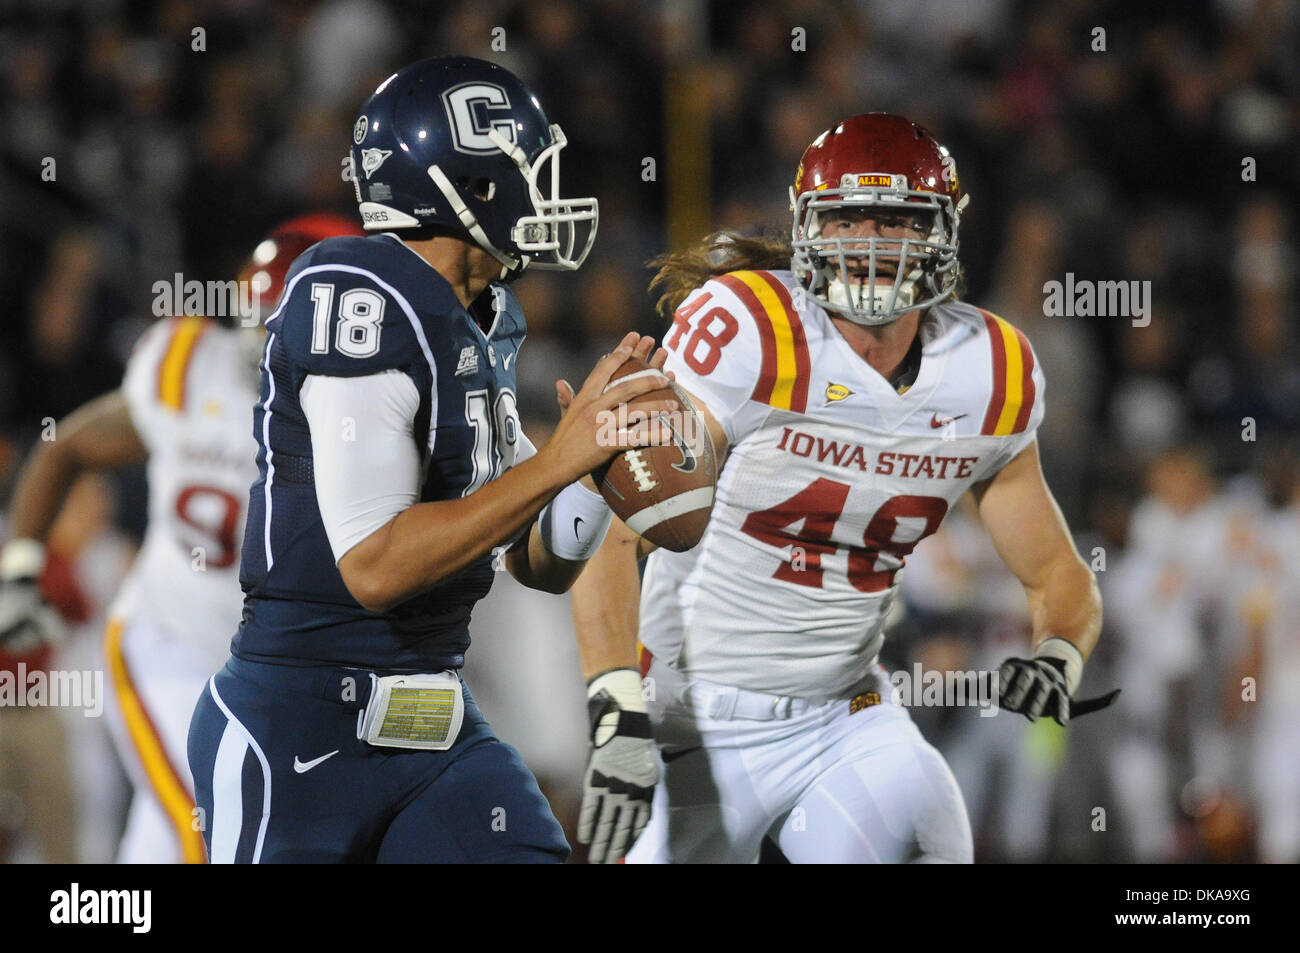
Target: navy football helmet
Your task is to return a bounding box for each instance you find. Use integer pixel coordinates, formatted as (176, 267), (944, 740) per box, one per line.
(349, 56), (597, 275)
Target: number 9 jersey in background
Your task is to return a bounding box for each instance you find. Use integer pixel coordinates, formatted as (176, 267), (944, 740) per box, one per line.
(639, 268), (1046, 698)
(235, 233), (525, 672)
(114, 316), (259, 674)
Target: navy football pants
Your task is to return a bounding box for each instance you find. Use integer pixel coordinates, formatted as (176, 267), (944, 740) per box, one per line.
(187, 655), (569, 863)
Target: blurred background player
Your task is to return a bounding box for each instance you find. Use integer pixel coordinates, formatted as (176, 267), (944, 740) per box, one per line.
(186, 55), (666, 864)
(573, 114), (1111, 863)
(0, 213), (362, 862)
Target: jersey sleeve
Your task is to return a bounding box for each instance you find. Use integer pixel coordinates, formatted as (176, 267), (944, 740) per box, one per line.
(660, 272), (793, 445)
(976, 314), (1047, 478)
(120, 315), (211, 450)
(272, 256), (431, 382)
(514, 430), (538, 467)
(299, 370), (422, 562)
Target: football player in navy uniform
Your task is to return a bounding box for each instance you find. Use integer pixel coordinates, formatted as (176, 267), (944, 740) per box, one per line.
(187, 56), (669, 863)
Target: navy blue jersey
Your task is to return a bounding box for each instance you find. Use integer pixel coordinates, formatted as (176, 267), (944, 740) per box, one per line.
(235, 233), (526, 671)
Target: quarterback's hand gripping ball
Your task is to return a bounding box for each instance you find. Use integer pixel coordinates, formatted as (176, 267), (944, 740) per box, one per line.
(595, 357), (717, 552)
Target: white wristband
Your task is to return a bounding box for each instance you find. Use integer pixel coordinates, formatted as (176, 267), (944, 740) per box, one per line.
(538, 481), (613, 561)
(1, 538), (46, 582)
(1035, 637), (1084, 695)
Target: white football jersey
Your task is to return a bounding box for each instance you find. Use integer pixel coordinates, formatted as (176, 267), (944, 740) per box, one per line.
(639, 269), (1045, 697)
(111, 316), (259, 671)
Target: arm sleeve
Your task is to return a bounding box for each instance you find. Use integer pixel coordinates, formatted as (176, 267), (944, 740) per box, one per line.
(300, 370), (422, 563)
(660, 280), (769, 445)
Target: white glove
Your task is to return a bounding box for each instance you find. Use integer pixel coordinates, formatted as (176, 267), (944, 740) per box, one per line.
(578, 668), (658, 864)
(0, 539), (66, 653)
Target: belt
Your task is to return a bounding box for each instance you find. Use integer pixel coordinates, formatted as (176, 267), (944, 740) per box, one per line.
(224, 655), (392, 710)
(641, 647), (885, 722)
(682, 678), (884, 721)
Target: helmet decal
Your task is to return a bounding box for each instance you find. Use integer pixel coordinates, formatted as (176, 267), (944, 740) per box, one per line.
(441, 82), (518, 155)
(360, 148), (392, 179)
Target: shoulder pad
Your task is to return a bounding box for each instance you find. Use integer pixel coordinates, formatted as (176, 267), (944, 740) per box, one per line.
(702, 270), (813, 413)
(124, 315), (216, 414)
(974, 307), (1040, 437)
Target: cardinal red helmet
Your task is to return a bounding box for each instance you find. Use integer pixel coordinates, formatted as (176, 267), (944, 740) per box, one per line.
(236, 212), (365, 324)
(790, 114), (968, 325)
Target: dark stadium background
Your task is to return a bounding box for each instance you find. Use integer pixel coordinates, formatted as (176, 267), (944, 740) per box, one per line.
(1, 0), (1296, 863)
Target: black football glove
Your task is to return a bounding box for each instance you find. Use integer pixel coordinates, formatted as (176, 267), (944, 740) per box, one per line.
(997, 639), (1120, 726)
(578, 668), (658, 864)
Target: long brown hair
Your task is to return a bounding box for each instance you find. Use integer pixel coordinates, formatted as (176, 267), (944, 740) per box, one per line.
(648, 231), (792, 320)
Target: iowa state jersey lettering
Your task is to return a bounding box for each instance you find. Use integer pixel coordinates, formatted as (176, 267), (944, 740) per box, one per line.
(235, 234), (525, 671)
(775, 428), (982, 480)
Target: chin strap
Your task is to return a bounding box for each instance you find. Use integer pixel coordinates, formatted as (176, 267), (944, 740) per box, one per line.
(426, 164), (523, 274)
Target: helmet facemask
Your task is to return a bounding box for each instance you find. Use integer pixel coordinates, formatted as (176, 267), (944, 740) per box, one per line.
(427, 122), (597, 278)
(496, 125), (598, 271)
(791, 185), (966, 326)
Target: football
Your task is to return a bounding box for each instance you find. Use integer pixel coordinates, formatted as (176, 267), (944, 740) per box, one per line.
(596, 357), (718, 551)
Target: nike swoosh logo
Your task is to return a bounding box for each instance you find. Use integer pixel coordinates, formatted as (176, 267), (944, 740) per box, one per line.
(574, 516), (584, 538)
(666, 419), (697, 474)
(502, 352), (514, 370)
(661, 746), (701, 764)
(929, 412), (968, 429)
(293, 750), (339, 773)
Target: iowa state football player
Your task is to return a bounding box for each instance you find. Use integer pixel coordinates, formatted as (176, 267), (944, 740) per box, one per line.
(0, 214), (363, 862)
(572, 114), (1115, 864)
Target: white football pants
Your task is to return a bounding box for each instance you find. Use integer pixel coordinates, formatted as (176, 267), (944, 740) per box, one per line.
(102, 616), (211, 863)
(627, 656), (973, 863)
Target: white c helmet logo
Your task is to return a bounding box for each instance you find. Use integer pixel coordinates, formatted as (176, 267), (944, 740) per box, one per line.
(442, 82), (517, 155)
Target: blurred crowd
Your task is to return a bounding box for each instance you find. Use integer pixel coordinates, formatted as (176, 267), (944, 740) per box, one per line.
(1, 0), (1296, 862)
